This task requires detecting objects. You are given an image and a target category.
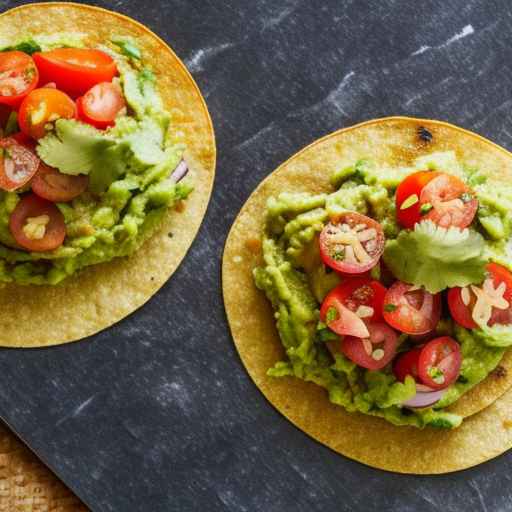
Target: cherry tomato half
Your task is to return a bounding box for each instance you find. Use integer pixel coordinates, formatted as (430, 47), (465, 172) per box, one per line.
(76, 82), (126, 129)
(417, 336), (462, 390)
(319, 212), (385, 274)
(393, 347), (422, 383)
(0, 51), (39, 108)
(31, 163), (89, 202)
(320, 278), (387, 338)
(33, 49), (117, 97)
(9, 193), (65, 252)
(0, 137), (40, 191)
(18, 88), (76, 140)
(396, 171), (478, 229)
(448, 263), (512, 329)
(342, 322), (399, 370)
(382, 281), (441, 335)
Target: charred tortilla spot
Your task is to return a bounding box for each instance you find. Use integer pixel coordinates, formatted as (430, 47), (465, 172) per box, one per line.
(494, 365), (507, 378)
(417, 126), (433, 143)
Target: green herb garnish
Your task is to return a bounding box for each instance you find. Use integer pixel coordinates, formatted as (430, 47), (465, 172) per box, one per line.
(332, 248), (344, 261)
(419, 202), (433, 215)
(326, 307), (338, 323)
(384, 304), (397, 312)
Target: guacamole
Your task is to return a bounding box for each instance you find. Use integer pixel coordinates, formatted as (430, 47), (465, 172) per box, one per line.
(0, 34), (191, 285)
(254, 151), (512, 429)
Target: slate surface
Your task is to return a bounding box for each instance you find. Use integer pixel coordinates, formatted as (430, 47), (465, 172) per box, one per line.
(0, 0), (511, 510)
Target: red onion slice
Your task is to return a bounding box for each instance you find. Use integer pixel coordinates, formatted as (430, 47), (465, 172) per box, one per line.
(170, 159), (188, 183)
(403, 388), (446, 408)
(415, 383), (435, 393)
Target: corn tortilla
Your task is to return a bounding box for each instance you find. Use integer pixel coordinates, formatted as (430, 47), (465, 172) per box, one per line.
(223, 117), (512, 473)
(0, 3), (215, 347)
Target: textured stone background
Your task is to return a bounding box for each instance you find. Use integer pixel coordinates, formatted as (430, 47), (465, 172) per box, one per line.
(0, 0), (511, 511)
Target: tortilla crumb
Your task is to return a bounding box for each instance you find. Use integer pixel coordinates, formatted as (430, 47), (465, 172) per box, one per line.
(174, 201), (186, 213)
(502, 419), (512, 429)
(245, 238), (262, 254)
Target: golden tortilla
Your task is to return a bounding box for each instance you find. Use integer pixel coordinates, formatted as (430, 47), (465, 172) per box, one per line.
(0, 3), (215, 347)
(223, 117), (512, 473)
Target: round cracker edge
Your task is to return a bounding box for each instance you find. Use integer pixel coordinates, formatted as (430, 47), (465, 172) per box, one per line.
(222, 116), (512, 474)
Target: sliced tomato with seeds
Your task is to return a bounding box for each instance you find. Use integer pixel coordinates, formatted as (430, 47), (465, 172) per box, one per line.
(342, 322), (399, 370)
(319, 212), (385, 274)
(0, 137), (39, 191)
(0, 51), (39, 108)
(33, 49), (117, 97)
(420, 173), (478, 228)
(417, 336), (462, 389)
(9, 193), (65, 252)
(448, 263), (512, 329)
(382, 281), (441, 335)
(396, 171), (478, 229)
(18, 88), (76, 140)
(320, 277), (387, 338)
(76, 82), (126, 129)
(396, 171), (439, 229)
(447, 287), (478, 329)
(31, 163), (89, 202)
(393, 347), (422, 382)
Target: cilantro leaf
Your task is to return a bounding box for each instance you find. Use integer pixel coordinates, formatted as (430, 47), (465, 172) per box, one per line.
(37, 120), (125, 193)
(383, 220), (487, 293)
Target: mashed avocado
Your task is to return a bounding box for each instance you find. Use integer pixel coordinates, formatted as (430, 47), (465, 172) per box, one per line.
(0, 35), (191, 285)
(254, 152), (512, 429)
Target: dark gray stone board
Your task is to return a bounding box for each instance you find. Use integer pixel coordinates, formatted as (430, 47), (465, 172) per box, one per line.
(0, 0), (511, 510)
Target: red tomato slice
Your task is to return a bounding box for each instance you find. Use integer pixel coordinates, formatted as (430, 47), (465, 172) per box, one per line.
(396, 171), (478, 229)
(319, 212), (385, 274)
(417, 336), (462, 389)
(342, 322), (399, 370)
(33, 49), (117, 97)
(447, 287), (477, 329)
(420, 174), (478, 228)
(9, 193), (65, 252)
(18, 88), (76, 140)
(31, 163), (89, 202)
(0, 51), (39, 108)
(0, 137), (39, 191)
(321, 296), (369, 338)
(320, 278), (387, 337)
(76, 82), (126, 129)
(396, 171), (439, 229)
(382, 281), (441, 335)
(393, 347), (422, 382)
(448, 263), (512, 329)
